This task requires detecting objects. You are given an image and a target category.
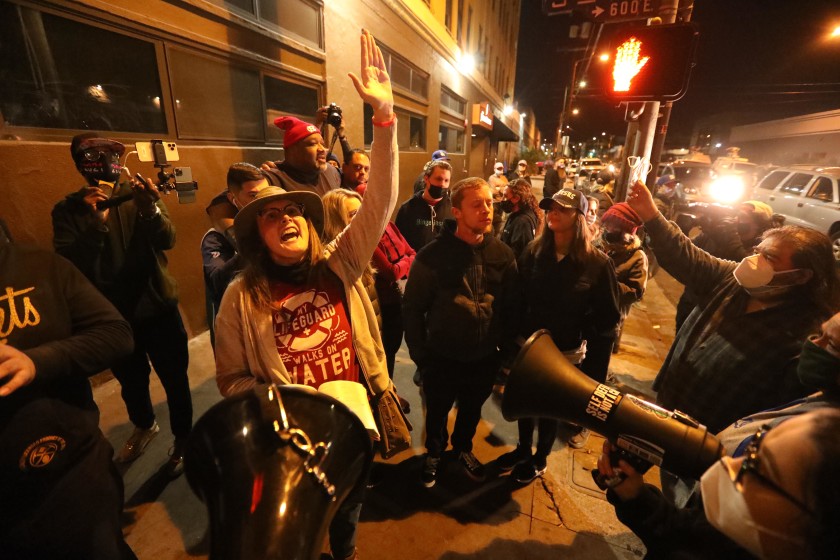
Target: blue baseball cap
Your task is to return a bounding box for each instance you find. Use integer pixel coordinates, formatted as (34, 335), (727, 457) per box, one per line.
(431, 149), (450, 161)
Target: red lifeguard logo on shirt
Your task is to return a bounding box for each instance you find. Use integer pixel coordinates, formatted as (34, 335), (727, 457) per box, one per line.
(274, 289), (338, 351)
(272, 284), (358, 387)
(19, 436), (66, 470)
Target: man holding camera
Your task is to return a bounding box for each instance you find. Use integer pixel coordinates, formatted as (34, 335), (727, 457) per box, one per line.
(51, 133), (193, 477)
(262, 115), (341, 195)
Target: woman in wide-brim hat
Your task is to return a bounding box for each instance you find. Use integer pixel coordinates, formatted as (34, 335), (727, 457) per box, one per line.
(213, 31), (408, 560)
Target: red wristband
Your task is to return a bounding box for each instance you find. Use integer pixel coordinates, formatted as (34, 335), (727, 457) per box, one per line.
(372, 113), (396, 127)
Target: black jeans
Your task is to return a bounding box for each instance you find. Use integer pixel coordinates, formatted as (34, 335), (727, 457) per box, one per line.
(111, 306), (193, 438)
(516, 417), (559, 461)
(423, 354), (497, 456)
(379, 302), (404, 379)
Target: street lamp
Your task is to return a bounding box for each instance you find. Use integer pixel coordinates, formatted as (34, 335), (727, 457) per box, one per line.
(503, 94), (513, 116)
(558, 54), (609, 155)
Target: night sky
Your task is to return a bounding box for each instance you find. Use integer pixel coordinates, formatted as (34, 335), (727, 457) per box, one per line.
(515, 0), (840, 148)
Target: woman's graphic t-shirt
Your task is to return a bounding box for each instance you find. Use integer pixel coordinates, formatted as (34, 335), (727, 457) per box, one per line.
(270, 276), (359, 389)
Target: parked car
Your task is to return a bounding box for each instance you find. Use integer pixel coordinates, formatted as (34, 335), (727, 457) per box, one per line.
(657, 160), (716, 203)
(750, 166), (840, 260)
(579, 157), (605, 174)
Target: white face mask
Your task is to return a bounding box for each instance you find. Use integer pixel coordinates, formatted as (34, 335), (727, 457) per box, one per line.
(701, 459), (807, 559)
(733, 254), (775, 288)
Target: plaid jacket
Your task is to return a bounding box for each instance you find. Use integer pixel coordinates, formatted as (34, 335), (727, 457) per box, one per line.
(647, 215), (824, 433)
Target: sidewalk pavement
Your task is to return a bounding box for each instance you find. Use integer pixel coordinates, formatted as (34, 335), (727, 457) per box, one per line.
(97, 272), (681, 560)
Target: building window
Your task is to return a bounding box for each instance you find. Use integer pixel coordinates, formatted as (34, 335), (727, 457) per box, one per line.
(456, 0), (464, 45)
(0, 3), (165, 133)
(399, 109), (426, 150)
(169, 48), (263, 141)
(207, 0), (322, 47)
(466, 7), (473, 49)
(264, 76), (320, 144)
(439, 123), (464, 154)
(445, 0), (453, 31)
(441, 87), (466, 116)
(379, 45), (428, 99)
(363, 105), (424, 150)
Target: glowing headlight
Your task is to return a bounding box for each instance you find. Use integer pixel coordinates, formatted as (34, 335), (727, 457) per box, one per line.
(607, 163), (616, 173)
(708, 175), (745, 204)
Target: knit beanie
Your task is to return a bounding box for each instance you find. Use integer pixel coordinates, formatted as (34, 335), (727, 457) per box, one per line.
(601, 202), (643, 234)
(273, 116), (322, 148)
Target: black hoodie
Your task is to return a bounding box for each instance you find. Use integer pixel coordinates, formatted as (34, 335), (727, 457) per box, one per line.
(403, 220), (518, 367)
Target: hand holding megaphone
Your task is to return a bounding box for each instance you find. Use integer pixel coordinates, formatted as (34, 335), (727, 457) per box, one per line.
(502, 330), (723, 483)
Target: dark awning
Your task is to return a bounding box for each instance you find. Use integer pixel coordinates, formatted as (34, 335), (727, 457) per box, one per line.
(492, 118), (519, 142)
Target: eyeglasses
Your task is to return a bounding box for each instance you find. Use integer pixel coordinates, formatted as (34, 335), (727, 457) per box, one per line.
(82, 148), (121, 163)
(257, 203), (305, 222)
(734, 425), (812, 514)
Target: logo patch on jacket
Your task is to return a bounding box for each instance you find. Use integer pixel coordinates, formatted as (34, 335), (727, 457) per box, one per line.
(19, 436), (67, 470)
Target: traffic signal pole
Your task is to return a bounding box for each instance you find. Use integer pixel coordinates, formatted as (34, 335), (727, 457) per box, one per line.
(615, 0), (682, 203)
(645, 0), (694, 187)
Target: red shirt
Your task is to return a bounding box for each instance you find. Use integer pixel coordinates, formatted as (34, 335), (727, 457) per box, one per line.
(270, 276), (359, 388)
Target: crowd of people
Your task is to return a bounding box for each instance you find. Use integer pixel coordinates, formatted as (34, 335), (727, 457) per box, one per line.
(2, 30), (840, 560)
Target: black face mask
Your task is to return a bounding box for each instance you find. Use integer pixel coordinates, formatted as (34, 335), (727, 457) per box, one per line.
(797, 337), (840, 393)
(78, 151), (123, 185)
(603, 230), (631, 244)
(500, 200), (515, 213)
(428, 185), (445, 199)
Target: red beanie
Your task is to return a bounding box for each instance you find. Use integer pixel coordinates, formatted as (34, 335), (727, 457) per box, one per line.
(601, 202), (643, 234)
(273, 116), (322, 148)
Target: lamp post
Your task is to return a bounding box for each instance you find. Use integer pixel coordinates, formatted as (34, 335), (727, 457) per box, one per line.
(558, 52), (610, 157)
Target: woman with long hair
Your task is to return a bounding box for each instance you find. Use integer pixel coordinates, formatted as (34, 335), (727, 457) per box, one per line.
(497, 189), (620, 483)
(213, 31), (408, 560)
(321, 188), (415, 412)
(499, 178), (543, 258)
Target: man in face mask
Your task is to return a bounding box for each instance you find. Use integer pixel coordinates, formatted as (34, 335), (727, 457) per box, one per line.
(599, 407), (840, 560)
(395, 160), (453, 251)
(201, 162), (268, 347)
(624, 179), (839, 503)
(675, 200), (776, 330)
(52, 133), (194, 478)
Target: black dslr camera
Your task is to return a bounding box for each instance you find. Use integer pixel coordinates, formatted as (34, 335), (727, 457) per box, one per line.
(326, 103), (343, 128)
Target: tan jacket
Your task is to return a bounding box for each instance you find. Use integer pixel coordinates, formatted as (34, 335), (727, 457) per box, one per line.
(215, 124), (398, 399)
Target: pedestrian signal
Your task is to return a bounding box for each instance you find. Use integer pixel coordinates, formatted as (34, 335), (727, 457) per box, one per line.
(602, 24), (699, 102)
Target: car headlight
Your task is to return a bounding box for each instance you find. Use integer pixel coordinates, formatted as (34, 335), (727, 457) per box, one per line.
(708, 175), (745, 204)
(607, 164), (616, 173)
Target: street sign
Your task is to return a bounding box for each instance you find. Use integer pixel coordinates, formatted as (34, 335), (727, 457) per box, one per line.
(543, 0), (662, 22)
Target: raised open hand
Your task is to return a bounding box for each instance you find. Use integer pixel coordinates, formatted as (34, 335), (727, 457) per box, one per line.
(348, 30), (394, 122)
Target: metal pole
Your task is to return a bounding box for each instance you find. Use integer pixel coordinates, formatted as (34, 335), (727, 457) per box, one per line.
(645, 0), (693, 186)
(616, 0), (682, 201)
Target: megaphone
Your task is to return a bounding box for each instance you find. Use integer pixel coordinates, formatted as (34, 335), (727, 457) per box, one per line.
(502, 330), (722, 481)
(185, 384), (373, 560)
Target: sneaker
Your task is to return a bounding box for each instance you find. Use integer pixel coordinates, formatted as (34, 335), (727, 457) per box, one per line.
(421, 455), (441, 488)
(512, 457), (547, 484)
(568, 428), (591, 449)
(458, 451), (487, 482)
(116, 422), (160, 463)
(496, 444), (532, 472)
(164, 437), (187, 478)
